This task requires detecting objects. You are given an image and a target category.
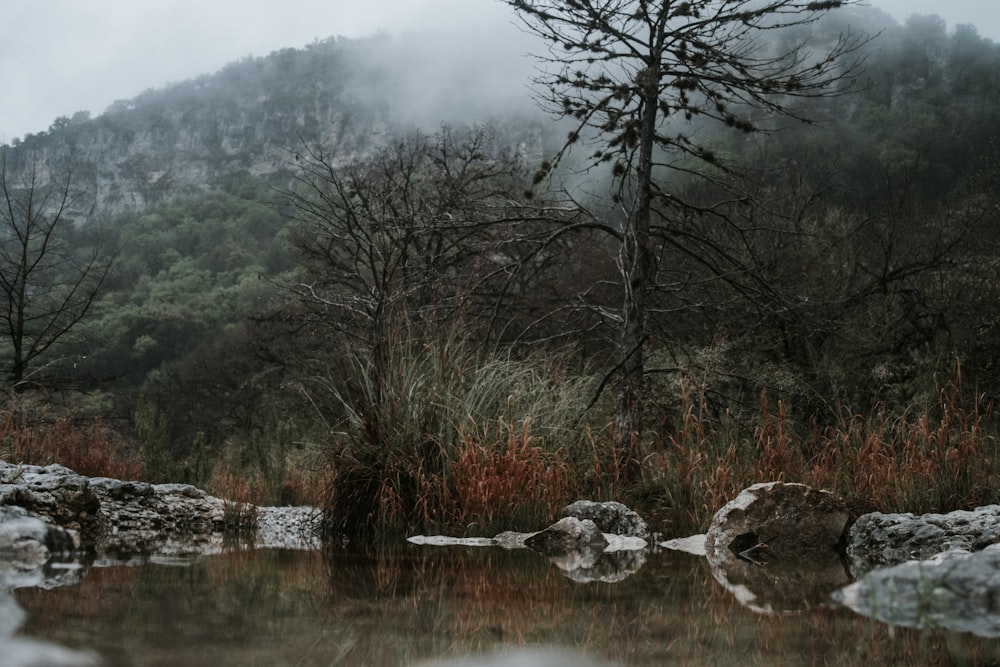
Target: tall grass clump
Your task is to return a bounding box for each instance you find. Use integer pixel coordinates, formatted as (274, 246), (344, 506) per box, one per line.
(804, 368), (1000, 515)
(0, 393), (143, 480)
(310, 332), (598, 537)
(638, 364), (1000, 535)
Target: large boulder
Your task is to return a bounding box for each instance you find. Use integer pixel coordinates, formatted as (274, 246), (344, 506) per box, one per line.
(845, 506), (1000, 574)
(561, 500), (649, 540)
(834, 545), (1000, 637)
(524, 517), (608, 557)
(705, 481), (849, 562)
(88, 477), (228, 553)
(704, 482), (851, 614)
(0, 462), (103, 541)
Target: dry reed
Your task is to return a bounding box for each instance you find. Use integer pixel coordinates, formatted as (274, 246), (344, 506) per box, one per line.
(638, 366), (1000, 535)
(0, 405), (143, 481)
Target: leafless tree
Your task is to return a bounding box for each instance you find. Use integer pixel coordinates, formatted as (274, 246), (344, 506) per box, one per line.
(283, 125), (534, 399)
(0, 148), (111, 386)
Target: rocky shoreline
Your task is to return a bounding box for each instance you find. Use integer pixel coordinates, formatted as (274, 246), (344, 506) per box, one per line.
(0, 460), (322, 556)
(0, 460), (325, 667)
(6, 461), (1000, 648)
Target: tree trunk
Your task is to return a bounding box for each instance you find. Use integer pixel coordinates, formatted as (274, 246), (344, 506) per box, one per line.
(612, 66), (659, 479)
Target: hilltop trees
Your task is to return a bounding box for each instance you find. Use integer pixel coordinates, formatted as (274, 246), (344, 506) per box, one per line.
(0, 149), (111, 387)
(505, 0), (868, 471)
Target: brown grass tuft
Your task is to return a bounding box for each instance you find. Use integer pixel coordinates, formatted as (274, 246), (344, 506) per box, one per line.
(448, 420), (579, 531)
(0, 406), (143, 481)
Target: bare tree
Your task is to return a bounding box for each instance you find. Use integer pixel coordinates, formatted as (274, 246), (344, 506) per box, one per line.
(0, 148), (111, 386)
(505, 0), (869, 472)
(283, 125), (529, 400)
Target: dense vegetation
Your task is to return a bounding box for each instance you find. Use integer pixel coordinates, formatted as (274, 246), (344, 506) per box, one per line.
(2, 7), (1000, 538)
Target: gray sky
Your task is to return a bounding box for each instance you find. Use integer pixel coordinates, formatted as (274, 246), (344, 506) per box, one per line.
(2, 0), (998, 143)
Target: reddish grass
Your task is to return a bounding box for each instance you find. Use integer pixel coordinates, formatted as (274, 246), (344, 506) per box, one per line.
(640, 367), (1000, 535)
(4, 364), (997, 537)
(0, 408), (143, 481)
(207, 463), (270, 505)
(205, 461), (334, 507)
(447, 421), (579, 531)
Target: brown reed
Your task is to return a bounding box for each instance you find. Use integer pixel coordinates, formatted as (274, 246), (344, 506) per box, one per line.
(637, 365), (1000, 536)
(447, 420), (579, 532)
(0, 404), (143, 481)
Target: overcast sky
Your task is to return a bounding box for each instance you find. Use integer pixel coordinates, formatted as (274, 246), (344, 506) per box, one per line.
(2, 0), (998, 143)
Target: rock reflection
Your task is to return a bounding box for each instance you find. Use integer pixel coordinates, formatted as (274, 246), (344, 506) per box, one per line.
(552, 547), (646, 584)
(702, 482), (853, 614)
(0, 506), (100, 667)
(11, 541), (1000, 666)
(834, 546), (1000, 638)
(705, 543), (851, 614)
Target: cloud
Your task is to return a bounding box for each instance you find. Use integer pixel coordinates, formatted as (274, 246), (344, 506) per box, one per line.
(3, 0), (996, 143)
(0, 0), (524, 141)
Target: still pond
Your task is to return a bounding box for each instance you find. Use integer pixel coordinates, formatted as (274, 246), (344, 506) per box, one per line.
(14, 543), (1000, 666)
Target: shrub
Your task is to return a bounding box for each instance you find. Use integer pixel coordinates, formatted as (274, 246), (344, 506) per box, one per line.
(0, 395), (143, 480)
(312, 332), (598, 537)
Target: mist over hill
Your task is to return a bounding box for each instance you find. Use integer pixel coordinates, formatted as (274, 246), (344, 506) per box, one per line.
(2, 31), (547, 215)
(1, 5), (993, 219)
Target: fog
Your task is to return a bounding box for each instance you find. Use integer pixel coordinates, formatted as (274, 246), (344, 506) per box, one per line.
(1, 0), (997, 142)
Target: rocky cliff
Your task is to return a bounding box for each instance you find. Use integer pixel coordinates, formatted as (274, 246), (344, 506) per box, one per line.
(3, 33), (546, 217)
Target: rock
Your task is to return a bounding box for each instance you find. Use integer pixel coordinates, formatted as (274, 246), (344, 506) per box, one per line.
(659, 534), (707, 556)
(1, 460), (323, 555)
(0, 462), (103, 541)
(87, 477), (228, 555)
(845, 506), (1000, 574)
(493, 531), (533, 549)
(561, 500), (649, 540)
(705, 482), (849, 562)
(603, 534), (647, 552)
(704, 482), (851, 614)
(0, 505), (77, 571)
(833, 545), (1000, 637)
(255, 506), (322, 549)
(406, 535), (496, 547)
(524, 517), (608, 557)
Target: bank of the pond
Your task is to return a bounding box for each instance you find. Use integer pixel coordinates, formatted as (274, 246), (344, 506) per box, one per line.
(9, 461), (1000, 653)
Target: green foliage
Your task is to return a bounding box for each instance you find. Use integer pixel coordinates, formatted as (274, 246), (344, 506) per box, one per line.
(133, 397), (173, 482)
(73, 187), (290, 386)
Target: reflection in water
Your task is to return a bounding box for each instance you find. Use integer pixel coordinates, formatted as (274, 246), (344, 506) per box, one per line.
(12, 545), (1000, 666)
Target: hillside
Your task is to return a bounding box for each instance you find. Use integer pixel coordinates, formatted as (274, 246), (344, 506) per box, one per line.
(2, 33), (547, 214)
(2, 7), (1000, 521)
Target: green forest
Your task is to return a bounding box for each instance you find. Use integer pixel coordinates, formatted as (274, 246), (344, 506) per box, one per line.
(2, 3), (999, 538)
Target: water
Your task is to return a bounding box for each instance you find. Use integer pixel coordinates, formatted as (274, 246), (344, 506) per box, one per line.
(12, 544), (1000, 666)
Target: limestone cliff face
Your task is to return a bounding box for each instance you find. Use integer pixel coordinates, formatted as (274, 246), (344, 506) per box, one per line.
(7, 74), (384, 215)
(3, 34), (547, 219)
